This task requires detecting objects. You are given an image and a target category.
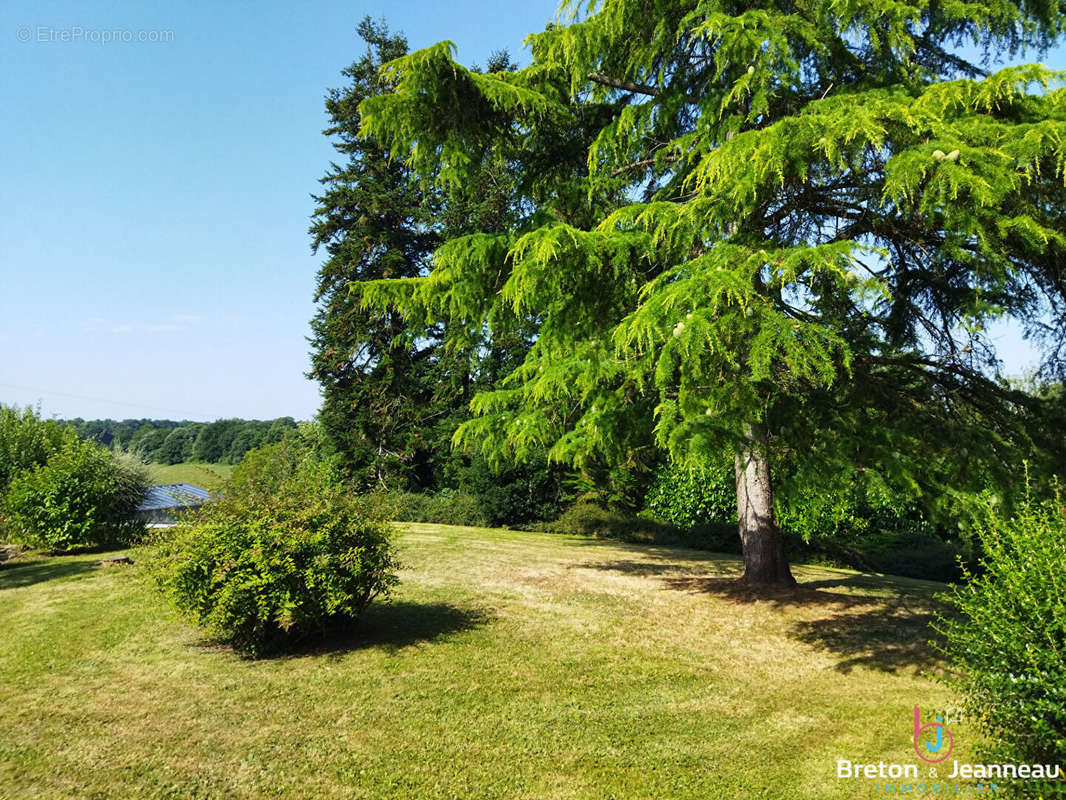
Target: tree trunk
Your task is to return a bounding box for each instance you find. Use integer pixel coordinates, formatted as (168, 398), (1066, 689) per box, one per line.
(734, 433), (796, 586)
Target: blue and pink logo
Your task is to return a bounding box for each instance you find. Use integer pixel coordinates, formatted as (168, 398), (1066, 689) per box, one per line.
(913, 706), (954, 763)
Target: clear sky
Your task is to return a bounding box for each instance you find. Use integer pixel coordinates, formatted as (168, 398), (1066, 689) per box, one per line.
(0, 0), (558, 422)
(0, 1), (1059, 422)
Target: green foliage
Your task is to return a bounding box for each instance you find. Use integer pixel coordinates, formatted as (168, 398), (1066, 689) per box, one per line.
(539, 501), (738, 551)
(460, 454), (563, 526)
(189, 418), (286, 465)
(357, 0), (1066, 576)
(937, 490), (1066, 797)
(156, 426), (199, 465)
(0, 405), (76, 491)
(2, 439), (149, 552)
(644, 455), (967, 579)
(129, 425), (168, 459)
(147, 467), (399, 657)
(68, 417), (298, 465)
(544, 501), (678, 540)
(309, 19), (537, 492)
(775, 477), (970, 580)
(310, 18), (457, 490)
(645, 457), (737, 529)
(227, 441), (308, 499)
(354, 460), (564, 529)
(69, 417), (184, 450)
(226, 422), (344, 500)
(362, 489), (486, 527)
(858, 533), (965, 583)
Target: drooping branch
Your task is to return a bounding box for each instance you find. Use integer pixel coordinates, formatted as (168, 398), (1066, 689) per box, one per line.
(587, 72), (660, 96)
(610, 154), (680, 177)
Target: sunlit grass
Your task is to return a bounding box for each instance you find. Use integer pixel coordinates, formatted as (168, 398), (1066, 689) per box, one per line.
(0, 523), (972, 799)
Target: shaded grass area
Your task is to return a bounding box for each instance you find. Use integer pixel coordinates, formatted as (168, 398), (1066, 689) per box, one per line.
(0, 555), (98, 590)
(0, 523), (971, 799)
(148, 462), (233, 492)
(582, 549), (949, 674)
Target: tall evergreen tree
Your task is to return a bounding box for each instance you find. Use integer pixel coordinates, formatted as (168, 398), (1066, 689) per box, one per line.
(311, 30), (576, 491)
(309, 18), (442, 488)
(358, 0), (1066, 583)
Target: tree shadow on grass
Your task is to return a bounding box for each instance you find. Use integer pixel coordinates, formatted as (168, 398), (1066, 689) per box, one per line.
(665, 575), (949, 673)
(0, 558), (98, 591)
(787, 603), (948, 674)
(799, 573), (943, 601)
(265, 601), (492, 661)
(580, 559), (735, 578)
(587, 558), (949, 674)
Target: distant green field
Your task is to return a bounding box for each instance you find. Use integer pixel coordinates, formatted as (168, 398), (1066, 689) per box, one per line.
(149, 462), (233, 492)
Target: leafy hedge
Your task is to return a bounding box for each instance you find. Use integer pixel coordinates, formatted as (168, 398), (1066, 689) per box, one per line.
(644, 457), (967, 581)
(644, 458), (736, 528)
(937, 491), (1066, 797)
(533, 501), (738, 552)
(1, 406), (79, 491)
(2, 439), (149, 552)
(362, 490), (487, 527)
(460, 455), (562, 526)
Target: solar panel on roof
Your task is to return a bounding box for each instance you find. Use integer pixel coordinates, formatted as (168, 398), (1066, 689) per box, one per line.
(136, 483), (212, 512)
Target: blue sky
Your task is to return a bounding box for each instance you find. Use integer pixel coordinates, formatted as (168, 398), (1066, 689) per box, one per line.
(0, 1), (1058, 422)
(0, 0), (558, 421)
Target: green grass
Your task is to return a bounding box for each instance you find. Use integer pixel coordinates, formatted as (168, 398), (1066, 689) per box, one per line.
(0, 524), (974, 799)
(148, 462), (233, 492)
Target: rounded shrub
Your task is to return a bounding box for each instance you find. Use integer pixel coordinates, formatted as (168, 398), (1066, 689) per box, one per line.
(461, 455), (563, 526)
(776, 482), (966, 580)
(227, 429), (343, 500)
(936, 490), (1066, 796)
(545, 501), (682, 543)
(148, 470), (399, 656)
(2, 440), (149, 552)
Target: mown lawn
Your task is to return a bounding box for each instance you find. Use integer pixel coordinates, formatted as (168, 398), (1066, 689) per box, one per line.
(148, 462), (233, 492)
(0, 524), (973, 799)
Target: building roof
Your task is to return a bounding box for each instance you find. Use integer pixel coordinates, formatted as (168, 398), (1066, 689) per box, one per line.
(137, 483), (212, 512)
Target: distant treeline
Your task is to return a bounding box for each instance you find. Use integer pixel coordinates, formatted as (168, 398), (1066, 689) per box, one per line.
(64, 418), (299, 465)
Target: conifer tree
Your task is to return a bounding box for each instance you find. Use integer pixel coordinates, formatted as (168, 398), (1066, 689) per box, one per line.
(357, 1), (1066, 583)
(309, 18), (443, 487)
(312, 27), (546, 490)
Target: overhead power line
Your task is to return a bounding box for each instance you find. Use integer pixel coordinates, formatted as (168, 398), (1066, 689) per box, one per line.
(0, 381), (215, 420)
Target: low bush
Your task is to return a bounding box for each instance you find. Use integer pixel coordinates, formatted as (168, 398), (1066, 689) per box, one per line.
(537, 501), (738, 551)
(228, 425), (343, 500)
(779, 485), (967, 581)
(148, 470), (399, 656)
(858, 531), (966, 582)
(2, 440), (149, 552)
(363, 490), (486, 527)
(936, 490), (1066, 797)
(543, 501), (667, 540)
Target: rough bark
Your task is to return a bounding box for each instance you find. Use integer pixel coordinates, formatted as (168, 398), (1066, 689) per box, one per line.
(734, 434), (796, 586)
